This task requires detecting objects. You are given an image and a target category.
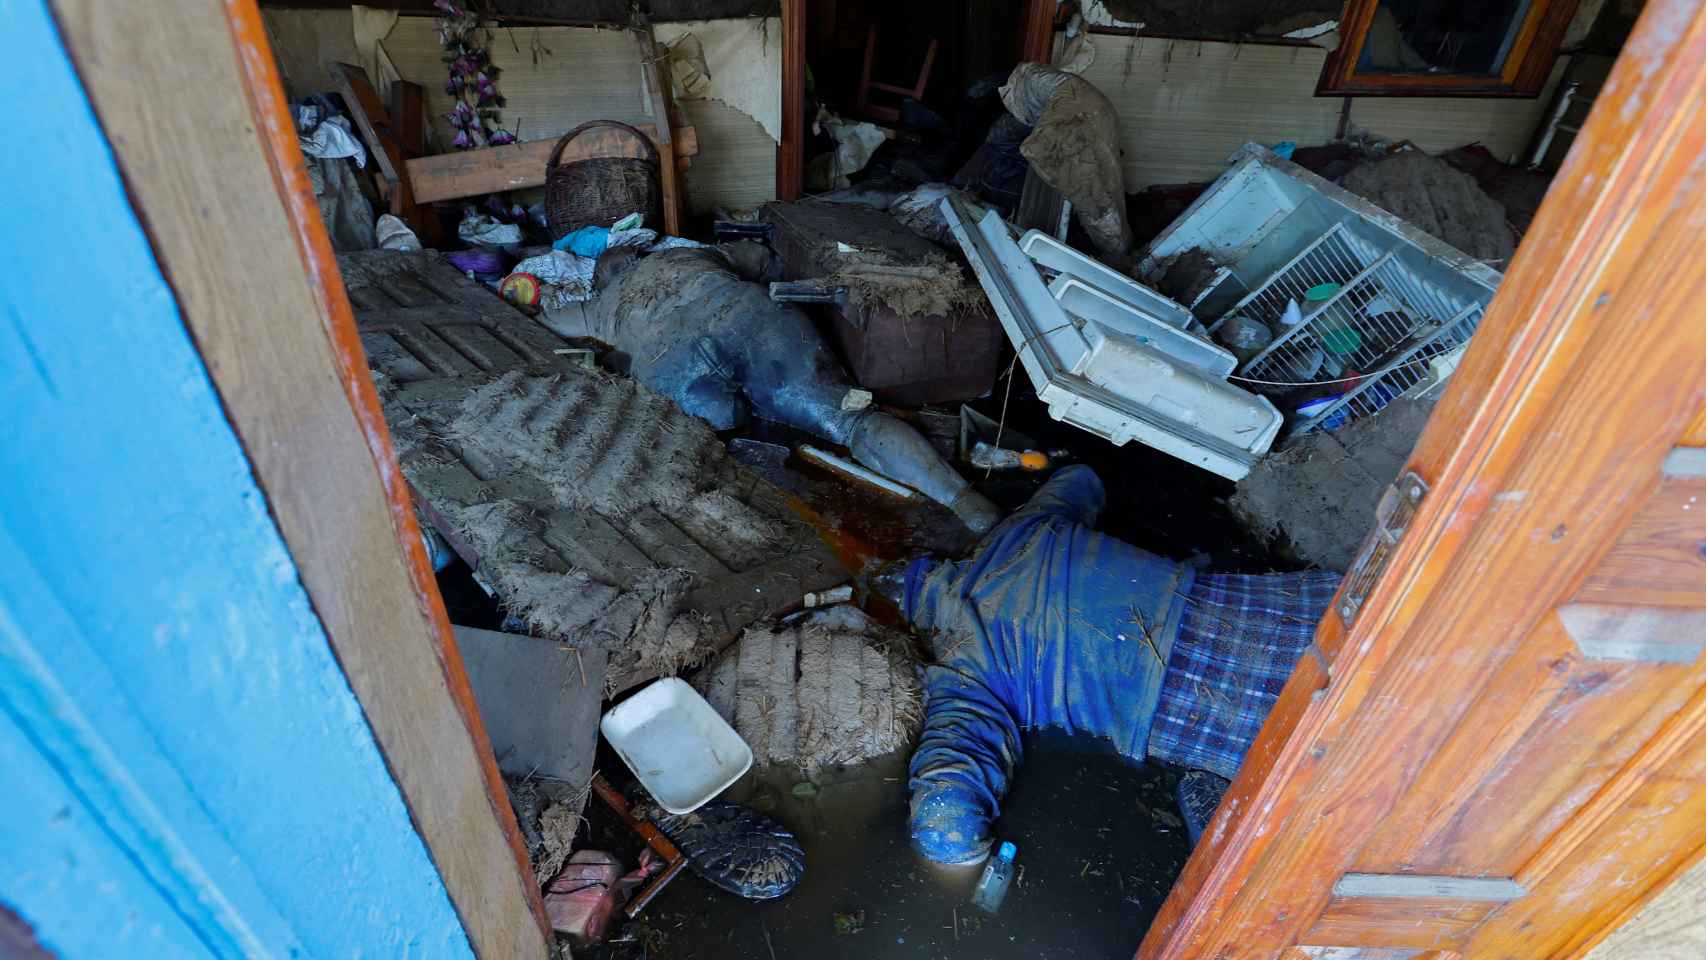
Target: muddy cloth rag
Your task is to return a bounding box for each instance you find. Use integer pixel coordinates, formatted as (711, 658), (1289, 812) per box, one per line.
(900, 465), (1342, 865)
(1000, 63), (1132, 257)
(901, 465), (1194, 864)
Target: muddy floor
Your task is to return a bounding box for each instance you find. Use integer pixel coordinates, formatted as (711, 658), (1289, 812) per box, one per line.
(583, 729), (1190, 960)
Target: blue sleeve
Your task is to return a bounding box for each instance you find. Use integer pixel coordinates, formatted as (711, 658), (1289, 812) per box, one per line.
(907, 664), (1023, 865)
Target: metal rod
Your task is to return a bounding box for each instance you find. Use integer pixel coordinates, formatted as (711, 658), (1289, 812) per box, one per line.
(1245, 249), (1397, 376)
(589, 772), (690, 919)
(1295, 304), (1478, 434)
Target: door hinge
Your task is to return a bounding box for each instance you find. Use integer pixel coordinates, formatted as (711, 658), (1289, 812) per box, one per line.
(1339, 471), (1428, 624)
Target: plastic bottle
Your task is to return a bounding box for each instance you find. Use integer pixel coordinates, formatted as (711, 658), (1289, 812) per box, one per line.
(970, 841), (1017, 914)
(969, 441), (1051, 472)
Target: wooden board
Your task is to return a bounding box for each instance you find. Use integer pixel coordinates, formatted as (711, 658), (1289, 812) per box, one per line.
(453, 626), (606, 787)
(341, 250), (845, 691)
(636, 28), (684, 235)
(406, 122), (698, 203)
(49, 2), (552, 957)
(1135, 0), (1706, 956)
(777, 0), (805, 201)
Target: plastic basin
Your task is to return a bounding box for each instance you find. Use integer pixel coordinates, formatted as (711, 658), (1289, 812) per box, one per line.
(600, 677), (753, 814)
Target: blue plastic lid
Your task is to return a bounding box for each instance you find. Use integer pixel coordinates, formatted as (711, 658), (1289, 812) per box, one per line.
(998, 841), (1017, 860)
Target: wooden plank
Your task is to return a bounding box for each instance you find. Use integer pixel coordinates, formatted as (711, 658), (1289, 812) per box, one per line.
(406, 122), (697, 203)
(331, 61), (399, 186)
(777, 0), (804, 201)
(391, 78), (426, 158)
(49, 2), (552, 957)
(1573, 474), (1706, 608)
(1136, 0), (1706, 955)
(1305, 897), (1495, 951)
(1019, 0), (1057, 63)
(636, 28), (683, 236)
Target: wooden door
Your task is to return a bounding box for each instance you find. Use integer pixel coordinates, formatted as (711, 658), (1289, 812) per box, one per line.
(1139, 1), (1706, 957)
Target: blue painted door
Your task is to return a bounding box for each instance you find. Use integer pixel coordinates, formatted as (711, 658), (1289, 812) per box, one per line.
(0, 2), (475, 956)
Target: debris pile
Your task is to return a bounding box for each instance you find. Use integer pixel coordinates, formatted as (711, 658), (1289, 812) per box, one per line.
(696, 606), (925, 774)
(1341, 151), (1516, 263)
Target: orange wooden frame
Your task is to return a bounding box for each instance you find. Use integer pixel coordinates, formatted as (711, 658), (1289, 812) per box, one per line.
(1143, 0), (1706, 955)
(1319, 0), (1581, 97)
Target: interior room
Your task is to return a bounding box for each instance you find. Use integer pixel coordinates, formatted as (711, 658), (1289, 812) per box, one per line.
(8, 1), (1706, 959)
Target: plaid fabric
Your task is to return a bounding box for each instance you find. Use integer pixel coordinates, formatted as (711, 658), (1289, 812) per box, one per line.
(1147, 571), (1341, 780)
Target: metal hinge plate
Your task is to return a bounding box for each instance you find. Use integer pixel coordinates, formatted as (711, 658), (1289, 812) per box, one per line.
(1339, 471), (1428, 624)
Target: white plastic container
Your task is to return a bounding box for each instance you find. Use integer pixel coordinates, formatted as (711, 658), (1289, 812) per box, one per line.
(600, 677), (753, 814)
(942, 195), (1282, 480)
(1019, 229), (1197, 331)
(1049, 276), (1238, 377)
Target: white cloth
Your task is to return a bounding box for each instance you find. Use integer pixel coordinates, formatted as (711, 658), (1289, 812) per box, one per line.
(376, 214), (421, 251)
(299, 116), (366, 168)
(458, 213), (524, 248)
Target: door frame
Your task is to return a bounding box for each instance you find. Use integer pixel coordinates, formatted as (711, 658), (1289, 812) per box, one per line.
(1138, 0), (1706, 956)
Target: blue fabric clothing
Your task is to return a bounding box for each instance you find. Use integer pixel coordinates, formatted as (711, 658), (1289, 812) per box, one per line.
(1148, 570), (1341, 780)
(902, 466), (1196, 864)
(553, 224), (609, 257)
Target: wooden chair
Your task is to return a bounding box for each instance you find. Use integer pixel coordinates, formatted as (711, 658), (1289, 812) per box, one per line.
(857, 25), (938, 124)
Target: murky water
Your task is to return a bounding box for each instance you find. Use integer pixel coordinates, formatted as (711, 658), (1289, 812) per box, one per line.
(584, 730), (1190, 960)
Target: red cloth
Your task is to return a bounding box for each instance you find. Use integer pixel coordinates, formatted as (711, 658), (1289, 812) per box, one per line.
(543, 851), (623, 941)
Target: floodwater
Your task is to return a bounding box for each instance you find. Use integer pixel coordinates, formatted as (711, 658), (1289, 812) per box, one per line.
(584, 730), (1191, 960)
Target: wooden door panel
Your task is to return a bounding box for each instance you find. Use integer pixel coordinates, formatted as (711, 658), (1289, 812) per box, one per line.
(1304, 896), (1494, 952)
(1464, 737), (1706, 957)
(1572, 471), (1706, 609)
(1137, 0), (1706, 955)
(1348, 618), (1581, 872)
(1394, 654), (1691, 875)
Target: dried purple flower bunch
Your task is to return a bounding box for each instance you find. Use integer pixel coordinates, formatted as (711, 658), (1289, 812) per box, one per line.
(436, 0), (515, 149)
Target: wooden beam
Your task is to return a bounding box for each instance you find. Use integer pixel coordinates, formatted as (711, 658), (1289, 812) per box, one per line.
(49, 1), (552, 956)
(776, 0), (804, 201)
(635, 28), (683, 235)
(406, 123), (698, 204)
(1019, 0), (1058, 63)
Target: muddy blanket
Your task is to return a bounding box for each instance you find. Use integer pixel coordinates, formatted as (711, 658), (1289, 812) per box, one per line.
(1002, 63), (1132, 257)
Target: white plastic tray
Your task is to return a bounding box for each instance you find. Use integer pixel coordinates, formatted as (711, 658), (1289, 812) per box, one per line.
(1049, 276), (1237, 377)
(601, 677), (753, 814)
(942, 196), (1281, 480)
(1019, 229), (1197, 331)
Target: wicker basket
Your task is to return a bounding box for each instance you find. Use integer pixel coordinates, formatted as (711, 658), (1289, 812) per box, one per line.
(545, 120), (662, 240)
